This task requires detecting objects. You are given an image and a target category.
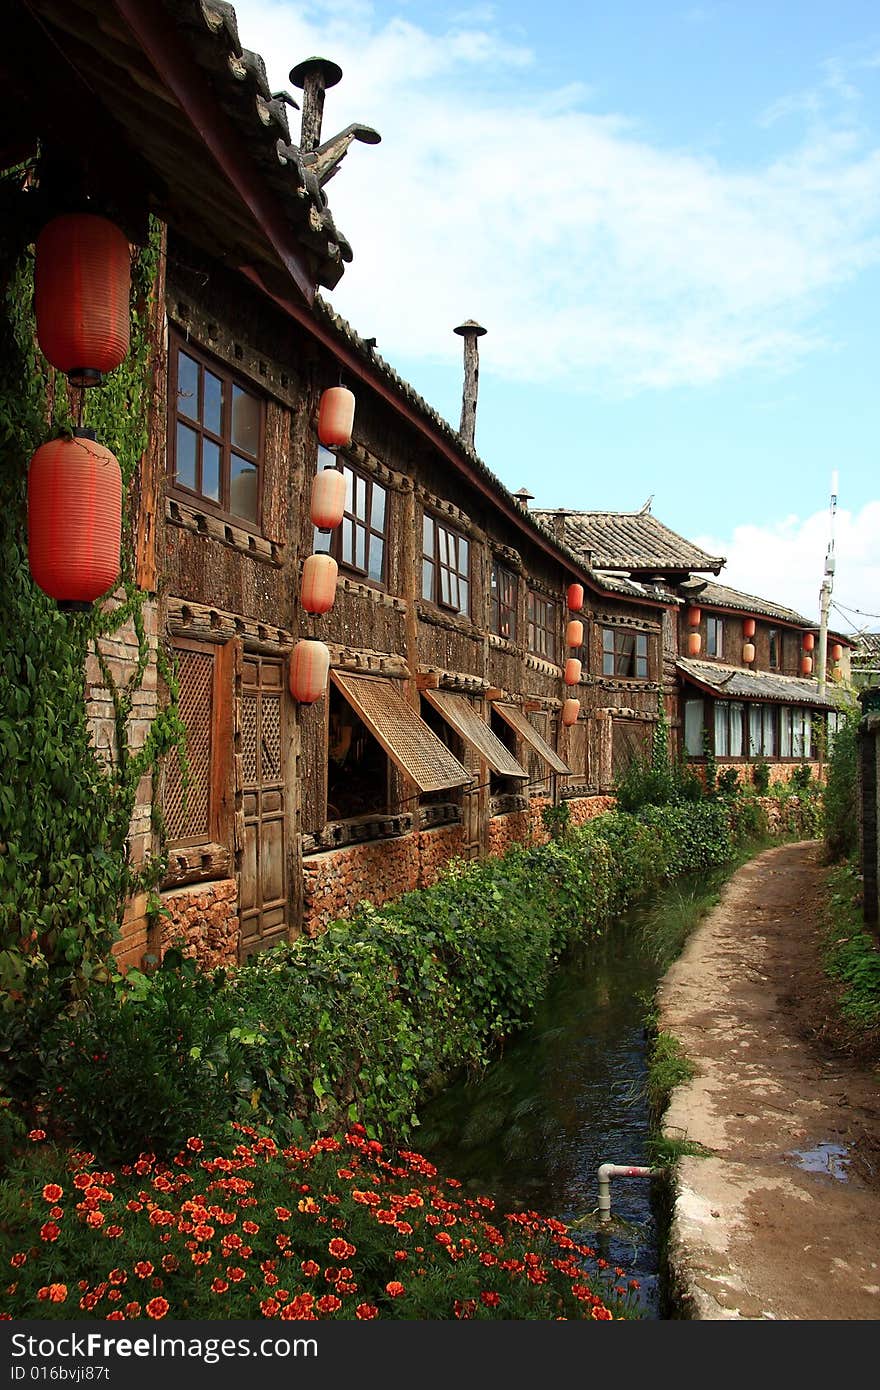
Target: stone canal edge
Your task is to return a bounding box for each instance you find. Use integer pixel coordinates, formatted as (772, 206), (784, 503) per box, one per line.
(657, 840), (880, 1320)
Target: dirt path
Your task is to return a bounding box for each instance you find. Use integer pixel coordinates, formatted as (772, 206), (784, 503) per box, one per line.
(657, 841), (880, 1320)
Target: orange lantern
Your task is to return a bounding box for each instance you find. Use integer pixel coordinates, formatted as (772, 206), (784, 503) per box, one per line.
(35, 214), (130, 386)
(831, 643), (843, 663)
(687, 631), (701, 657)
(566, 583), (584, 612)
(801, 655), (813, 677)
(564, 657), (582, 685)
(290, 640), (330, 703)
(742, 642), (755, 664)
(310, 465), (347, 530)
(687, 606), (701, 627)
(317, 387), (355, 448)
(803, 632), (815, 652)
(562, 698), (580, 727)
(743, 617), (756, 638)
(28, 430), (121, 608)
(565, 619), (584, 648)
(301, 554), (338, 614)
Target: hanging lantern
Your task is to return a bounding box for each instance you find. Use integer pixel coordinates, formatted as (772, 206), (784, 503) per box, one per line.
(687, 631), (701, 657)
(317, 386), (355, 448)
(743, 617), (756, 638)
(562, 698), (580, 727)
(28, 430), (121, 608)
(290, 640), (330, 703)
(310, 465), (347, 530)
(831, 643), (843, 663)
(687, 606), (701, 627)
(800, 655), (813, 677)
(742, 642), (756, 664)
(34, 214), (131, 387)
(566, 583), (584, 612)
(301, 553), (338, 614)
(564, 657), (582, 685)
(803, 632), (815, 652)
(565, 619), (584, 648)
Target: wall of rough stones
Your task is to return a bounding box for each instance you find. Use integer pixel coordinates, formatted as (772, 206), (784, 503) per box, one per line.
(157, 879), (239, 969)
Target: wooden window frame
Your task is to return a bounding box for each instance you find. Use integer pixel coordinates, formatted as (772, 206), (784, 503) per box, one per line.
(168, 332), (265, 532)
(706, 615), (723, 659)
(163, 637), (234, 849)
(314, 449), (388, 588)
(768, 628), (780, 671)
(490, 561), (518, 640)
(527, 589), (559, 662)
(602, 627), (649, 679)
(422, 513), (470, 616)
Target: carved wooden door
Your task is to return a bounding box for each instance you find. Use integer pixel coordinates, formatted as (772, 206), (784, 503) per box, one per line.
(239, 655), (287, 957)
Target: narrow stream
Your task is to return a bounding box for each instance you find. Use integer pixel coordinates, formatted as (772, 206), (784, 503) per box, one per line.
(416, 882), (704, 1319)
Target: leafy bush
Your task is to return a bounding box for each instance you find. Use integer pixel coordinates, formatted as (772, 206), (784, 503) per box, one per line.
(789, 763), (814, 791)
(752, 761), (771, 794)
(824, 706), (861, 861)
(715, 767), (741, 798)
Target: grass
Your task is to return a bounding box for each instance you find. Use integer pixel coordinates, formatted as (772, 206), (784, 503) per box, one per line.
(645, 1030), (694, 1117)
(646, 1134), (713, 1166)
(823, 860), (880, 1030)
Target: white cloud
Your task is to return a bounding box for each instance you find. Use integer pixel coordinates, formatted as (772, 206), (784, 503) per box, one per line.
(234, 2), (880, 392)
(693, 502), (880, 628)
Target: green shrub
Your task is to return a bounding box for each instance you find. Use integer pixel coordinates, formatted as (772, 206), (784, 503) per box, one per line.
(752, 761), (771, 794)
(715, 766), (741, 798)
(824, 706), (861, 861)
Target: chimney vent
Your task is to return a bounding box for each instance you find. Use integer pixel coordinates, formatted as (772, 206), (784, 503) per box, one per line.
(454, 319), (486, 450)
(289, 57), (343, 152)
(514, 487), (534, 510)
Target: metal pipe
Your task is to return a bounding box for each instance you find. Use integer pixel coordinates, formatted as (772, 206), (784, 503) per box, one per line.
(597, 1162), (656, 1224)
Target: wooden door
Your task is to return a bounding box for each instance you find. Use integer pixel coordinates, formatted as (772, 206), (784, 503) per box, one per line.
(239, 654), (287, 957)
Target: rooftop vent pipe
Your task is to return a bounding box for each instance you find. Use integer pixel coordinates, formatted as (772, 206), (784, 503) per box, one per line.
(454, 319), (486, 451)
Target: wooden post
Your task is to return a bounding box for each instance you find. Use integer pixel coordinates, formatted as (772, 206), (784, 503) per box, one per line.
(289, 57), (342, 153)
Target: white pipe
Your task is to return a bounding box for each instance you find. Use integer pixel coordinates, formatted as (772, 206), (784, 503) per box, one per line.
(597, 1162), (656, 1224)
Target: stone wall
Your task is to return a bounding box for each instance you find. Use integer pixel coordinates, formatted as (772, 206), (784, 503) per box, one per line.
(302, 835), (422, 936)
(158, 879), (239, 969)
(566, 794), (616, 826)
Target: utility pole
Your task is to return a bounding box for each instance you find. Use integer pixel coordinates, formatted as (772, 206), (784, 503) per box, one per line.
(817, 470), (838, 700)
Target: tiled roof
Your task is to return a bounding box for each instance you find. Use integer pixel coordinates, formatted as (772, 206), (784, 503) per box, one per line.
(852, 633), (880, 665)
(692, 580), (812, 628)
(532, 510), (725, 574)
(677, 658), (845, 709)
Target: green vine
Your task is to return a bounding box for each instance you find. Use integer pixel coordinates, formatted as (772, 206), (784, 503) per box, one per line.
(0, 160), (184, 1015)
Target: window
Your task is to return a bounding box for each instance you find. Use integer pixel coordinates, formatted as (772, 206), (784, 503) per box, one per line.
(748, 702), (777, 757)
(714, 701), (745, 757)
(169, 336), (263, 526)
(422, 514), (469, 615)
(603, 628), (649, 679)
(768, 629), (780, 670)
(314, 448), (387, 585)
(527, 590), (559, 661)
(684, 698), (704, 756)
(490, 562), (517, 640)
(706, 616), (723, 659)
(162, 639), (232, 846)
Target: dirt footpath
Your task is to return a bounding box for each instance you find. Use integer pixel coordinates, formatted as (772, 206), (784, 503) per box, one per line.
(657, 841), (880, 1320)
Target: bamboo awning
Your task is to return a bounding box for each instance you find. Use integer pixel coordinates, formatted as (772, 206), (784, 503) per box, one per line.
(492, 702), (571, 775)
(422, 689), (528, 779)
(331, 672), (472, 793)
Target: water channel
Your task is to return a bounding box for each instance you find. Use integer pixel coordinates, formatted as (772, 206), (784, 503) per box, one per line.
(416, 875), (718, 1319)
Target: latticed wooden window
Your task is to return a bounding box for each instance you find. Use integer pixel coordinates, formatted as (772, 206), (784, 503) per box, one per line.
(422, 514), (469, 615)
(164, 642), (216, 844)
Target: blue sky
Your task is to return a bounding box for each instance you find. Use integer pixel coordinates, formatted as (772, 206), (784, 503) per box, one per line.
(237, 1), (880, 627)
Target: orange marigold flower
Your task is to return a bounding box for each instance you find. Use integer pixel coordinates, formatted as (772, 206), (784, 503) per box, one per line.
(49, 1207), (63, 1220)
(211, 1279), (228, 1294)
(10, 1254), (26, 1269)
(145, 1297), (169, 1320)
(79, 1294), (99, 1311)
(260, 1298), (280, 1317)
(42, 1183), (63, 1202)
(394, 1221), (413, 1236)
(106, 1311), (124, 1321)
(242, 1221), (259, 1235)
(227, 1268), (246, 1283)
(85, 1211), (105, 1228)
(591, 1305), (613, 1320)
(355, 1303), (379, 1319)
(186, 1137), (204, 1152)
(108, 1270), (127, 1286)
(191, 1252), (211, 1267)
(124, 1302), (141, 1318)
(47, 1284), (67, 1303)
(274, 1207), (291, 1221)
(301, 1260), (320, 1278)
(133, 1262), (154, 1279)
(480, 1291), (500, 1307)
(316, 1294), (342, 1314)
(39, 1222), (60, 1243)
(385, 1281), (405, 1298)
(105, 1225), (123, 1239)
(328, 1238), (355, 1259)
(27, 1129), (46, 1141)
(162, 1255), (180, 1273)
(393, 1250), (407, 1261)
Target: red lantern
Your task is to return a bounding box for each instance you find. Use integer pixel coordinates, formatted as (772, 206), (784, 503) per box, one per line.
(687, 606), (701, 627)
(831, 643), (843, 663)
(564, 657), (582, 686)
(310, 466), (347, 530)
(35, 214), (130, 387)
(803, 632), (815, 652)
(317, 387), (355, 448)
(566, 583), (584, 612)
(565, 619), (584, 648)
(742, 642), (755, 664)
(562, 698), (580, 727)
(743, 617), (756, 638)
(800, 655), (813, 677)
(290, 640), (330, 703)
(301, 554), (338, 614)
(28, 430), (121, 608)
(687, 631), (701, 657)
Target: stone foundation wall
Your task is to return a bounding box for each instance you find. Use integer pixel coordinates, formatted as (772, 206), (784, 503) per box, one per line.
(302, 836), (422, 936)
(566, 794), (616, 826)
(713, 761), (823, 788)
(158, 879), (239, 969)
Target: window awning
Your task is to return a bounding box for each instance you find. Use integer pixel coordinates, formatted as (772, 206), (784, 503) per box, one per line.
(492, 702), (571, 775)
(423, 689), (528, 779)
(331, 672), (472, 793)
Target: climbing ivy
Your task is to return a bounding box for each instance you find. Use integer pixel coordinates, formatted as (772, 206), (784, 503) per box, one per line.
(0, 162), (183, 1016)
